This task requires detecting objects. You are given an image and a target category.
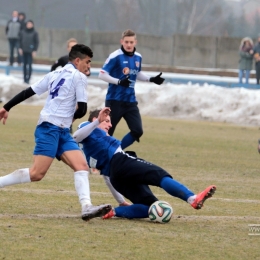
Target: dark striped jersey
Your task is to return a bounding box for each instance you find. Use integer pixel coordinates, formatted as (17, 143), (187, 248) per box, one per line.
(78, 121), (121, 176)
(101, 48), (142, 102)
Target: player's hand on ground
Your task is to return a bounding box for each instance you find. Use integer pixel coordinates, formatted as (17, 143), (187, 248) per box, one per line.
(118, 75), (131, 87)
(150, 72), (165, 85)
(0, 108), (9, 125)
(119, 201), (131, 206)
(98, 107), (111, 122)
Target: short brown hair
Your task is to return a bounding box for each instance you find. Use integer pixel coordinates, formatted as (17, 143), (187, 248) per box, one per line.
(121, 29), (136, 39)
(67, 38), (77, 47)
(88, 109), (101, 122)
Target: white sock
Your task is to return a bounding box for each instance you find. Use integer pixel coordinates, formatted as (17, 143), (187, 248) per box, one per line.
(187, 195), (197, 205)
(74, 170), (91, 208)
(0, 168), (31, 188)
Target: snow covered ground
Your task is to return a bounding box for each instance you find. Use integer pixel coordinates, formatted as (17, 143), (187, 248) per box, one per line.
(0, 65), (260, 127)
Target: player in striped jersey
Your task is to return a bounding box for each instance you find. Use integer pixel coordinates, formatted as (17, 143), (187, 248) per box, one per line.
(99, 29), (165, 150)
(73, 108), (216, 220)
(0, 44), (111, 221)
(77, 112), (130, 207)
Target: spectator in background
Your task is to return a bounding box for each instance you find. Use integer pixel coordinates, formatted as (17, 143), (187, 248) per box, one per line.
(18, 12), (26, 31)
(19, 20), (39, 84)
(238, 37), (254, 84)
(5, 10), (22, 66)
(51, 38), (92, 75)
(254, 35), (260, 85)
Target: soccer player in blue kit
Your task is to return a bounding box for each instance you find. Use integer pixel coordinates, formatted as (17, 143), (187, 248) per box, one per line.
(0, 44), (111, 221)
(99, 29), (165, 150)
(73, 108), (216, 220)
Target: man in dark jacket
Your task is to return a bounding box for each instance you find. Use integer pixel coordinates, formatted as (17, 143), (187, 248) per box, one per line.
(5, 10), (22, 66)
(51, 38), (77, 71)
(51, 38), (91, 76)
(19, 20), (39, 84)
(18, 12), (26, 31)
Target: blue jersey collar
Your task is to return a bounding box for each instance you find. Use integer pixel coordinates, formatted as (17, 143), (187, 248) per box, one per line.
(68, 62), (77, 69)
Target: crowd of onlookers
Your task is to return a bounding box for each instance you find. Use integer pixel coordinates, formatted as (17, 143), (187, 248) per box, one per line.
(3, 9), (260, 87)
(5, 10), (39, 84)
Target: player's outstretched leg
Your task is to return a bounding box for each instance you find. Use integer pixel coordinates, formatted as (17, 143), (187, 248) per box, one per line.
(102, 208), (116, 219)
(82, 204), (112, 221)
(103, 204), (149, 219)
(191, 185), (216, 210)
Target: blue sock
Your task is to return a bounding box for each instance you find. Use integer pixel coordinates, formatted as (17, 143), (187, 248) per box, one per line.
(160, 177), (195, 202)
(121, 132), (135, 149)
(115, 204), (149, 219)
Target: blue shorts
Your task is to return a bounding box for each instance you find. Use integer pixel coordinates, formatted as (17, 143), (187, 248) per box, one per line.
(34, 122), (80, 159)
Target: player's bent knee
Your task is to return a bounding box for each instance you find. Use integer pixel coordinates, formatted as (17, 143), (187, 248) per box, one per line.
(29, 170), (47, 182)
(72, 161), (89, 172)
(73, 166), (89, 172)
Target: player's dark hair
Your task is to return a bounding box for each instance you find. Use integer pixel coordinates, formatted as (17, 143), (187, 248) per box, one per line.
(69, 44), (93, 61)
(88, 109), (101, 122)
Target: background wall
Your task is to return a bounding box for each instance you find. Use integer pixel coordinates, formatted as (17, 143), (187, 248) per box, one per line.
(0, 26), (248, 69)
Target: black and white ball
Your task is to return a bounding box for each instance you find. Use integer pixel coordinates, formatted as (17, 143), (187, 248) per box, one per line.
(148, 201), (173, 223)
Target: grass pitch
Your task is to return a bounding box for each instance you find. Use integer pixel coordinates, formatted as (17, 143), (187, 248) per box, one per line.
(1, 105), (260, 260)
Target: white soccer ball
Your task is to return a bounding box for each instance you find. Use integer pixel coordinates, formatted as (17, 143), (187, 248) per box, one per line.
(148, 200), (173, 224)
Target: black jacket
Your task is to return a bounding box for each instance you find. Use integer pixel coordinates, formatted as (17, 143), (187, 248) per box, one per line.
(51, 55), (69, 71)
(19, 27), (39, 53)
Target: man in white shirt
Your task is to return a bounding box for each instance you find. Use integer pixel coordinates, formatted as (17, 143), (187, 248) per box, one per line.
(0, 44), (111, 221)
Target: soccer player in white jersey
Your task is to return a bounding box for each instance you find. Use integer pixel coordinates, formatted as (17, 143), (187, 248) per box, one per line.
(0, 44), (111, 221)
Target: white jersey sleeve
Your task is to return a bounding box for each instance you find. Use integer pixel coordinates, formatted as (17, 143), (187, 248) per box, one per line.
(31, 73), (52, 95)
(74, 70), (88, 103)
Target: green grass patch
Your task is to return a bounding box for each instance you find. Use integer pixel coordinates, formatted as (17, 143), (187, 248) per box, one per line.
(0, 105), (260, 259)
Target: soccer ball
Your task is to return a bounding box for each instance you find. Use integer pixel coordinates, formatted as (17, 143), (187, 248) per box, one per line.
(148, 200), (173, 224)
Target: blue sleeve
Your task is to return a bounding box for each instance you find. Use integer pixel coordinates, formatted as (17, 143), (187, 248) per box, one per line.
(102, 56), (117, 74)
(78, 121), (90, 129)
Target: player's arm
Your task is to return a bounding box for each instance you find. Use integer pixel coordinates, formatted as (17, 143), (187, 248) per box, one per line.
(99, 70), (131, 87)
(102, 175), (131, 206)
(0, 87), (36, 125)
(73, 107), (110, 142)
(98, 70), (118, 84)
(73, 70), (88, 123)
(73, 102), (87, 120)
(4, 87), (36, 112)
(136, 71), (150, 81)
(73, 119), (99, 142)
(137, 71), (165, 85)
